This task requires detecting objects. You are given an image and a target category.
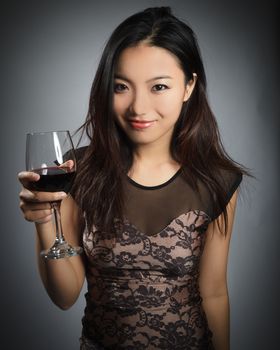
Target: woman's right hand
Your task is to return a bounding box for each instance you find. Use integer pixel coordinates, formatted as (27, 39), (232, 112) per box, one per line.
(18, 171), (86, 310)
(18, 171), (67, 224)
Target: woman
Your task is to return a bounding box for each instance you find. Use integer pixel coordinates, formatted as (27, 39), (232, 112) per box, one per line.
(18, 6), (253, 350)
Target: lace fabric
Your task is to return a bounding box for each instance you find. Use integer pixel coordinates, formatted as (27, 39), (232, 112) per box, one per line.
(81, 211), (214, 349)
(74, 148), (243, 349)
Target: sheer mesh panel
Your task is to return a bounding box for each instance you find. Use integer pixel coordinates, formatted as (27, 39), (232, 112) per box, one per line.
(72, 146), (243, 232)
(123, 169), (213, 236)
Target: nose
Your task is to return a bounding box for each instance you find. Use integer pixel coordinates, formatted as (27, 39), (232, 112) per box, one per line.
(129, 88), (149, 116)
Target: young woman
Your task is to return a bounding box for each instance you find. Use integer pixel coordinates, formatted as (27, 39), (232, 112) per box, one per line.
(18, 6), (253, 350)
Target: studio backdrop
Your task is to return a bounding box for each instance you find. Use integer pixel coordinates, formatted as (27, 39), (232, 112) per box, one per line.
(1, 0), (278, 349)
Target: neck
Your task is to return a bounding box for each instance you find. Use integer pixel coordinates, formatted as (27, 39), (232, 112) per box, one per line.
(131, 138), (176, 169)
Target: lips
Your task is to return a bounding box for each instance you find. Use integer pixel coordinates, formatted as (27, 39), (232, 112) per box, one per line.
(128, 119), (155, 123)
(128, 119), (156, 129)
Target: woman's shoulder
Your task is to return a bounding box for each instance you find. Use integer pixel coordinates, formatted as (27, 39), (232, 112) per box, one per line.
(216, 167), (243, 212)
(75, 145), (89, 159)
(74, 146), (90, 167)
(218, 167), (243, 191)
(206, 167), (243, 222)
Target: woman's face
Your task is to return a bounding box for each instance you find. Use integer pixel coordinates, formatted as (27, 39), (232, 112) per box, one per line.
(113, 43), (196, 147)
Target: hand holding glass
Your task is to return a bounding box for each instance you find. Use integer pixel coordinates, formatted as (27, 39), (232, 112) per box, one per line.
(25, 131), (83, 259)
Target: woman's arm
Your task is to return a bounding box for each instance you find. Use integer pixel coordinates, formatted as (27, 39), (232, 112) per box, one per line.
(18, 171), (86, 310)
(198, 189), (239, 350)
(35, 195), (86, 310)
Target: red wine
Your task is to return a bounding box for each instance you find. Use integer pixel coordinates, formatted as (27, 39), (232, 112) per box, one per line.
(29, 167), (75, 193)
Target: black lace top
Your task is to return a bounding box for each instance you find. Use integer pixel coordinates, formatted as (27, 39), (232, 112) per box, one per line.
(78, 156), (243, 350)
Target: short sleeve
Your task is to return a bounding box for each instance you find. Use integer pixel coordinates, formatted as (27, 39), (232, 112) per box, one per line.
(210, 170), (243, 221)
(225, 171), (243, 205)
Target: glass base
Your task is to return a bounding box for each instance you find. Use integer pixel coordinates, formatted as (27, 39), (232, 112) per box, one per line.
(40, 242), (83, 260)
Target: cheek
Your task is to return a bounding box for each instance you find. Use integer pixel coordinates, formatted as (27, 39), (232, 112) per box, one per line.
(155, 90), (185, 119)
(113, 95), (129, 115)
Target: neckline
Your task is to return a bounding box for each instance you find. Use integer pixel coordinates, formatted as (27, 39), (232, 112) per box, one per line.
(126, 166), (183, 190)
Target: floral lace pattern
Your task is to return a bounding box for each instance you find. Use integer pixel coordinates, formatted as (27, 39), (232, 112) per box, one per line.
(81, 210), (215, 349)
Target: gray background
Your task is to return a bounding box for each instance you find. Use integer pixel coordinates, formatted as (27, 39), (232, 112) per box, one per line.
(1, 0), (279, 349)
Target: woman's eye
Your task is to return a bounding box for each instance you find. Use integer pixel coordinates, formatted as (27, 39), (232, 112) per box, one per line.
(114, 83), (128, 93)
(152, 84), (169, 92)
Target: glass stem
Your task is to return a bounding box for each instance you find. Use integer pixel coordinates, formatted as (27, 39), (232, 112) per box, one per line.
(51, 201), (65, 245)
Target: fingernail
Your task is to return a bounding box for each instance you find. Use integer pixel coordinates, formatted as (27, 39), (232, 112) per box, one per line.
(59, 192), (67, 197)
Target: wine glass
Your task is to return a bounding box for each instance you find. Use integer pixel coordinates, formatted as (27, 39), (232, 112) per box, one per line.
(26, 130), (83, 259)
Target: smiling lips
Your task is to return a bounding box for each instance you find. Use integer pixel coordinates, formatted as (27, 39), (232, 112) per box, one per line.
(128, 119), (156, 129)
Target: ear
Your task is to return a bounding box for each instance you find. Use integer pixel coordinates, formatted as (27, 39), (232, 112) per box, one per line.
(183, 73), (197, 102)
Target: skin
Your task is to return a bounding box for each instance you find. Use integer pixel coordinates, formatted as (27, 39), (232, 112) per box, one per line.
(113, 43), (197, 185)
(18, 42), (236, 350)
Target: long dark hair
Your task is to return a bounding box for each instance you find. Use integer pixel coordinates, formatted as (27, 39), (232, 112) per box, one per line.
(72, 6), (254, 238)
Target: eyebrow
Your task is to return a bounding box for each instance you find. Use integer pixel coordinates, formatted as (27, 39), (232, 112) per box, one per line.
(114, 74), (173, 83)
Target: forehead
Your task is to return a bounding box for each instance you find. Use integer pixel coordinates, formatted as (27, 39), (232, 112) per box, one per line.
(115, 44), (184, 78)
